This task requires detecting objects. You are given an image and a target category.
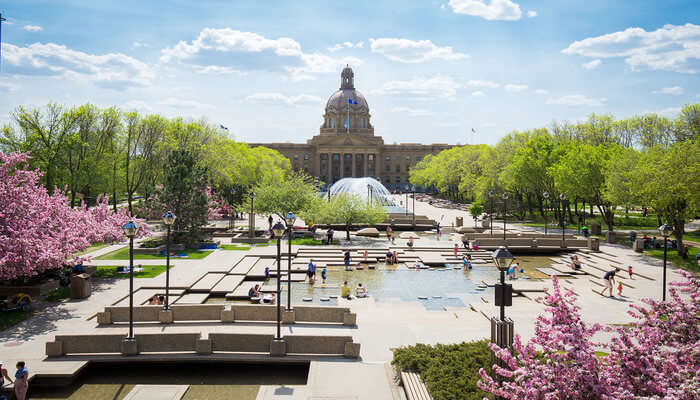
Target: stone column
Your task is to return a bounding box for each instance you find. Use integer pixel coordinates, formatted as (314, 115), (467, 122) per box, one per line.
(364, 153), (368, 177)
(340, 153), (345, 178)
(350, 153), (355, 177)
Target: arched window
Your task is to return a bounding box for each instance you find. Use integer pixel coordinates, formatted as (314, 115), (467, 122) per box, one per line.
(344, 115), (350, 129)
(361, 118), (366, 129)
(329, 118), (334, 128)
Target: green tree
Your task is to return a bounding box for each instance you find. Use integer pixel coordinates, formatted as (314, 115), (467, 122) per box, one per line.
(160, 149), (210, 243)
(309, 193), (387, 240)
(468, 202), (483, 227)
(252, 172), (319, 226)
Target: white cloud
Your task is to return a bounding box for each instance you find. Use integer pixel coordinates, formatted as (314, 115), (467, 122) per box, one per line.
(158, 97), (215, 110)
(245, 92), (324, 106)
(466, 79), (499, 88)
(160, 28), (360, 80)
(652, 86), (683, 95)
(471, 90), (485, 97)
(328, 41), (364, 52)
(582, 59), (602, 70)
(562, 23), (700, 73)
(447, 0), (522, 21)
(534, 89), (549, 95)
(2, 42), (153, 89)
(391, 107), (435, 116)
(527, 10), (537, 18)
(372, 75), (460, 100)
(546, 94), (607, 107)
(132, 41), (149, 48)
(194, 65), (242, 74)
(504, 83), (528, 92)
(369, 38), (468, 63)
(23, 25), (42, 32)
(656, 107), (682, 116)
(122, 100), (154, 113)
(0, 81), (20, 92)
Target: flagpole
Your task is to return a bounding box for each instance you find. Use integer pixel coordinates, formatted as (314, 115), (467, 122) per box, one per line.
(346, 100), (350, 134)
(0, 13), (6, 71)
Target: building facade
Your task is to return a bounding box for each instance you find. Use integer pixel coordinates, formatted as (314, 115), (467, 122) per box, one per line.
(249, 66), (452, 189)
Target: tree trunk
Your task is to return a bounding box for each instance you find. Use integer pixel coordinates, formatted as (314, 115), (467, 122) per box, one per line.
(346, 224), (351, 240)
(596, 204), (614, 231)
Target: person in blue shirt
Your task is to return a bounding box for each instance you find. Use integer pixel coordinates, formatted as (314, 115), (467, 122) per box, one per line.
(321, 267), (327, 283)
(264, 266), (270, 279)
(14, 361), (28, 400)
(307, 260), (316, 282)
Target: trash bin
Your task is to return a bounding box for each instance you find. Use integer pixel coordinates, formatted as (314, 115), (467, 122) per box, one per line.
(582, 226), (589, 238)
(588, 237), (600, 251)
(456, 217), (463, 227)
(629, 231), (637, 243)
(605, 231), (617, 244)
(70, 273), (92, 299)
(591, 223), (602, 235)
(633, 238), (645, 252)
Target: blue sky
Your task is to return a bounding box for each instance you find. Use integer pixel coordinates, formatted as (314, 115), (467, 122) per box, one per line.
(1, 0), (699, 145)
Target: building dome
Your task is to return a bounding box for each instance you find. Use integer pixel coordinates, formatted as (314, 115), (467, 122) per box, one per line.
(320, 65), (373, 136)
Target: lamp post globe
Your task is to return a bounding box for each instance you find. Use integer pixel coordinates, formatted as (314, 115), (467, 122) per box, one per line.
(162, 212), (176, 310)
(122, 220), (139, 340)
(543, 191), (550, 234)
(658, 223), (673, 301)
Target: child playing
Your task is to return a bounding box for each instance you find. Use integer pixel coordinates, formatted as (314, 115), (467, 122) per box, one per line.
(363, 250), (368, 262)
(453, 243), (459, 257)
(321, 266), (327, 283)
(627, 265), (633, 279)
(617, 281), (623, 296)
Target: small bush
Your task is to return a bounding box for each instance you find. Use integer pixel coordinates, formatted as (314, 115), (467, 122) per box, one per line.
(392, 340), (493, 400)
(46, 286), (71, 302)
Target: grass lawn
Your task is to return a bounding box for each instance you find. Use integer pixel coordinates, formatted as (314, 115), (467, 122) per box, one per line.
(0, 309), (34, 331)
(74, 242), (110, 256)
(92, 265), (172, 279)
(45, 286), (71, 302)
(646, 246), (699, 274)
(219, 244), (252, 251)
(95, 247), (212, 260)
(289, 238), (340, 246)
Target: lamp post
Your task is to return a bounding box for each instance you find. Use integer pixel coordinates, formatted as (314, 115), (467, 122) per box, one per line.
(248, 191), (255, 239)
(405, 185), (409, 216)
(560, 193), (567, 246)
(488, 191), (495, 237)
(122, 221), (139, 340)
(284, 212), (296, 311)
(658, 223), (673, 301)
(491, 245), (515, 397)
(411, 185), (416, 227)
(543, 191), (549, 235)
(272, 222), (286, 339)
(502, 192), (509, 241)
(162, 212), (176, 310)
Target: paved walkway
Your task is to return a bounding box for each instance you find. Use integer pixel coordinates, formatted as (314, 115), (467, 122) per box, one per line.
(0, 196), (692, 400)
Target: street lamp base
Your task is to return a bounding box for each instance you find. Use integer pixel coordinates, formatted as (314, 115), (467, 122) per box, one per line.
(270, 339), (287, 357)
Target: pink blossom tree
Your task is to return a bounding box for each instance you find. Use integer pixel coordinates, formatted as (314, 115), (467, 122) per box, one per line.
(0, 152), (146, 280)
(478, 274), (700, 399)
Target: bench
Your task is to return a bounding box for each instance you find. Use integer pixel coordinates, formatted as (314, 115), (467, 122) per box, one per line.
(401, 371), (433, 400)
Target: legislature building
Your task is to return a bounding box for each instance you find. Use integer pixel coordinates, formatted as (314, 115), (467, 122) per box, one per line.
(250, 66), (452, 189)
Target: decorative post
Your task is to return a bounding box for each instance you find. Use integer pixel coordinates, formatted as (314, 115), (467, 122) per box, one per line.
(284, 212), (297, 311)
(543, 191), (549, 235)
(659, 224), (673, 301)
(122, 221), (139, 340)
(248, 191), (255, 239)
(489, 191), (495, 237)
(272, 222), (286, 339)
(502, 192), (509, 241)
(560, 193), (567, 247)
(491, 246), (515, 399)
(162, 212), (176, 310)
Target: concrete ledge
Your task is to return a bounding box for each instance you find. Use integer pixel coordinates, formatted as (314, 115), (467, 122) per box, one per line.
(172, 304), (225, 321)
(282, 310), (295, 324)
(96, 311), (112, 325)
(45, 341), (63, 357)
(343, 312), (357, 326)
(121, 339), (138, 356)
(270, 339), (286, 357)
(220, 308), (234, 323)
(136, 333), (200, 353)
(344, 342), (361, 358)
(196, 339), (212, 355)
(159, 309), (174, 324)
(55, 334), (124, 354)
(284, 335), (353, 355)
(210, 333), (273, 353)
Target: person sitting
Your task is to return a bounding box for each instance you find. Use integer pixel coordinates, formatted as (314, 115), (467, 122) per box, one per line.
(148, 295), (160, 305)
(72, 262), (84, 274)
(248, 284), (261, 299)
(570, 255), (582, 271)
(407, 238), (414, 248)
(341, 281), (351, 299)
(355, 283), (368, 298)
(386, 250), (394, 265)
(392, 251), (399, 264)
(158, 295), (165, 304)
(263, 293), (276, 304)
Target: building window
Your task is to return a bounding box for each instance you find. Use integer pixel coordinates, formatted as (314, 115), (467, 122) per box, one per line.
(332, 154), (340, 161)
(385, 156), (391, 161)
(416, 156), (423, 162)
(329, 119), (334, 128)
(355, 154), (362, 160)
(385, 164), (390, 172)
(304, 165), (309, 173)
(293, 154), (299, 160)
(368, 154), (374, 161)
(395, 164), (401, 173)
(321, 153), (328, 160)
(361, 118), (366, 129)
(396, 176), (401, 183)
(344, 115), (349, 129)
(406, 155), (410, 161)
(384, 177), (390, 183)
(304, 154), (309, 160)
(406, 164), (410, 172)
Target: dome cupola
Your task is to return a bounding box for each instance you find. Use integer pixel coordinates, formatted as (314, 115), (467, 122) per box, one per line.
(320, 65), (373, 136)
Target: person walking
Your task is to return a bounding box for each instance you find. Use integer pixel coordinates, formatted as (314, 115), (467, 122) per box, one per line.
(327, 229), (334, 244)
(386, 226), (393, 241)
(344, 250), (351, 271)
(14, 361), (28, 400)
(600, 267), (620, 298)
(453, 243), (459, 258)
(321, 267), (327, 283)
(268, 215), (273, 231)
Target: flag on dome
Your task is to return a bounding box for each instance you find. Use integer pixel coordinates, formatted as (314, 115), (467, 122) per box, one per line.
(348, 99), (358, 104)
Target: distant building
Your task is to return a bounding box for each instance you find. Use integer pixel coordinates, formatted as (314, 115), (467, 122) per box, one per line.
(249, 66), (452, 189)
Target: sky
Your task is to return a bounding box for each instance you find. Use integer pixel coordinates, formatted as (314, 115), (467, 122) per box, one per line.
(0, 0), (699, 145)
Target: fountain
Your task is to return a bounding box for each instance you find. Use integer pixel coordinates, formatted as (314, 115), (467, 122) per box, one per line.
(329, 177), (406, 211)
